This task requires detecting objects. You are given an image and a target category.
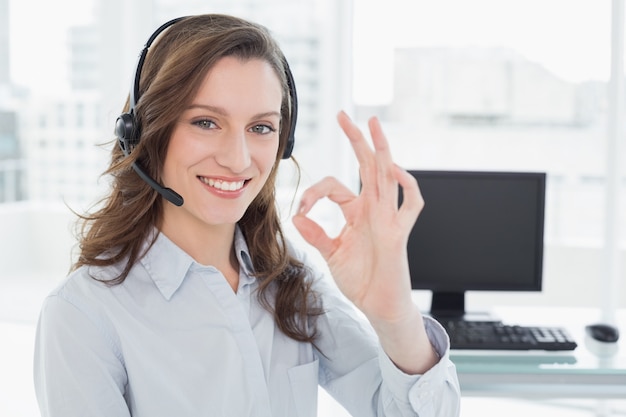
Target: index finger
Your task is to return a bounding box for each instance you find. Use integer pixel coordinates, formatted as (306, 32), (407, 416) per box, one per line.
(367, 116), (398, 205)
(297, 176), (355, 216)
(337, 111), (375, 173)
(338, 111), (397, 205)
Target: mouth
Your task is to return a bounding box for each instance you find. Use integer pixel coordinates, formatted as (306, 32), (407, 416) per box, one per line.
(198, 176), (248, 192)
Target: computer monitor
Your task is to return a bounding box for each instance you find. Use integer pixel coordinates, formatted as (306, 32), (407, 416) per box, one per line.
(405, 170), (546, 320)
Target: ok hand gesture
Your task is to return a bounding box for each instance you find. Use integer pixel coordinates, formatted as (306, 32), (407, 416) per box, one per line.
(293, 112), (438, 374)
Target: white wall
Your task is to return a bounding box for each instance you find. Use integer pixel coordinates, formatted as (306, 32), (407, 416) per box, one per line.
(0, 202), (75, 277)
(0, 202), (75, 323)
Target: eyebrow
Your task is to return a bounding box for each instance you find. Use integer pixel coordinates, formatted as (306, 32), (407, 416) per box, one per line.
(186, 104), (281, 120)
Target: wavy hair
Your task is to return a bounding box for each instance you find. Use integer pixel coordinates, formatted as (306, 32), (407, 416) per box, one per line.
(73, 14), (321, 344)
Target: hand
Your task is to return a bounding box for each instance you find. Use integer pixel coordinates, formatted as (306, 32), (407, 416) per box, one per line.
(292, 111), (424, 324)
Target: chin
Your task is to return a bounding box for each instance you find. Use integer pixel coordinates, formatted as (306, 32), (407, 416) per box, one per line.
(202, 210), (247, 227)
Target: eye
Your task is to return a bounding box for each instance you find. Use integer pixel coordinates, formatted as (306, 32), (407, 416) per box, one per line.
(192, 119), (217, 130)
(249, 124), (276, 135)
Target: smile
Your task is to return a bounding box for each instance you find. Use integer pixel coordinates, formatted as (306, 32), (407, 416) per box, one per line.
(198, 177), (247, 191)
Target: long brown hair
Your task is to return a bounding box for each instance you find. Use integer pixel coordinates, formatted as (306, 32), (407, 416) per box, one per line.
(73, 14), (320, 344)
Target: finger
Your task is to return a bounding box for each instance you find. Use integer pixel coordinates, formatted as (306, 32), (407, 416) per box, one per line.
(395, 166), (424, 228)
(337, 111), (374, 167)
(336, 111), (376, 193)
(368, 116), (398, 206)
(368, 116), (394, 164)
(297, 176), (355, 216)
(291, 215), (335, 259)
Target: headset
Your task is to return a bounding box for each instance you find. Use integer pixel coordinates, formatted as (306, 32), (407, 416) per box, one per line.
(115, 16), (298, 207)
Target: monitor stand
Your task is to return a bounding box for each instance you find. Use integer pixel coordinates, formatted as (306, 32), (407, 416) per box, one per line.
(428, 291), (499, 323)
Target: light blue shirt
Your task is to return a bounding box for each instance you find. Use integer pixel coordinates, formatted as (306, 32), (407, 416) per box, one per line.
(34, 227), (460, 417)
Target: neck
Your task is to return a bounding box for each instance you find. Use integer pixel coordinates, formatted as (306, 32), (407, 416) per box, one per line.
(160, 216), (237, 268)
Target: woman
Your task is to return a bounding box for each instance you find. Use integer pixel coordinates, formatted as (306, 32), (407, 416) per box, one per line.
(34, 14), (460, 417)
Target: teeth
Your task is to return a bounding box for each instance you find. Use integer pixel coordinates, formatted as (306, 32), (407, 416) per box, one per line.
(200, 177), (245, 191)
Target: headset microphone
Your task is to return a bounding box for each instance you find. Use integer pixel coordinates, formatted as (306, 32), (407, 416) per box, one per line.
(131, 162), (184, 207)
(117, 132), (185, 206)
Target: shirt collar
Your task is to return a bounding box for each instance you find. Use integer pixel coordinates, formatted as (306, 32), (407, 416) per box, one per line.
(139, 225), (256, 300)
(233, 226), (256, 279)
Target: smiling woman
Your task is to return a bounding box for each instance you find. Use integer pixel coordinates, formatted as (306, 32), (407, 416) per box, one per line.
(31, 13), (460, 417)
(2, 1), (624, 417)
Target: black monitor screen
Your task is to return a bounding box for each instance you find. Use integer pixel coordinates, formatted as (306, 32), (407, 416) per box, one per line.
(405, 170), (546, 318)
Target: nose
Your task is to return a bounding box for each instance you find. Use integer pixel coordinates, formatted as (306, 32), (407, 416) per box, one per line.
(215, 130), (251, 173)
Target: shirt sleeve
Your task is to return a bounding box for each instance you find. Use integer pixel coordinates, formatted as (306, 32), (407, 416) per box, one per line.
(34, 292), (130, 417)
(312, 276), (461, 417)
(377, 317), (461, 417)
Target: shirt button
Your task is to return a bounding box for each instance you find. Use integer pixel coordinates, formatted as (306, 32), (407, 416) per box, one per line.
(419, 391), (433, 400)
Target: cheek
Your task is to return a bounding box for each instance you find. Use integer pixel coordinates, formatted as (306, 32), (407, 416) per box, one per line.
(252, 138), (280, 170)
(162, 132), (204, 178)
(162, 147), (184, 181)
(253, 153), (280, 198)
(260, 147), (280, 178)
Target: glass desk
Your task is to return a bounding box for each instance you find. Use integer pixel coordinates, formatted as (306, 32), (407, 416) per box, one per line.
(447, 307), (626, 398)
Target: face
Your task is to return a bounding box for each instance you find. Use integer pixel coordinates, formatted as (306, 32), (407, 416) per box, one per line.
(161, 56), (282, 235)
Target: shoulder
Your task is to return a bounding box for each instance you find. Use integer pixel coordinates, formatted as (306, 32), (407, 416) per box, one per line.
(50, 263), (122, 299)
(40, 265), (120, 325)
(36, 266), (128, 368)
(41, 255), (150, 332)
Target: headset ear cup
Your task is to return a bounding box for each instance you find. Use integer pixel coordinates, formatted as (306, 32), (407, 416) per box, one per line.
(115, 112), (138, 155)
(115, 112), (136, 141)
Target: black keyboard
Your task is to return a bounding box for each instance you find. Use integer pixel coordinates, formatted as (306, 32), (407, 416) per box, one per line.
(440, 319), (578, 351)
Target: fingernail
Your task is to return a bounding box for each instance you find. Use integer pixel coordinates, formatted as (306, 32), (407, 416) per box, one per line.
(297, 199), (307, 214)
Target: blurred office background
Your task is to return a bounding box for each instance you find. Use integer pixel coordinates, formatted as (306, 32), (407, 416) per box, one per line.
(1, 0), (625, 415)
